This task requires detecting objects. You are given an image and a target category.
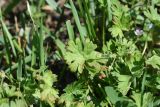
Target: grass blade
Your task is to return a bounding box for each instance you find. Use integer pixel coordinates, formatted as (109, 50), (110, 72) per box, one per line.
(5, 55), (32, 73)
(45, 0), (58, 10)
(39, 19), (45, 66)
(17, 56), (22, 81)
(0, 17), (17, 57)
(107, 0), (112, 22)
(31, 32), (38, 67)
(55, 39), (66, 57)
(90, 0), (95, 17)
(2, 29), (11, 67)
(66, 20), (75, 41)
(82, 0), (96, 41)
(69, 0), (85, 44)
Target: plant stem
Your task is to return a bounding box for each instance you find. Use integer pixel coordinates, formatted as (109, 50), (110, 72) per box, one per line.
(142, 41), (147, 56)
(102, 8), (106, 46)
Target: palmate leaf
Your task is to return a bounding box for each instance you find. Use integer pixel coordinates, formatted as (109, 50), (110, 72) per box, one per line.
(109, 17), (129, 38)
(131, 92), (154, 107)
(109, 14), (131, 37)
(42, 71), (57, 87)
(131, 92), (141, 107)
(59, 81), (88, 107)
(142, 92), (154, 107)
(117, 75), (131, 96)
(33, 70), (59, 106)
(105, 86), (135, 106)
(65, 38), (85, 73)
(146, 55), (160, 69)
(11, 99), (28, 107)
(0, 99), (27, 107)
(112, 72), (132, 96)
(40, 87), (59, 105)
(108, 25), (124, 38)
(2, 83), (22, 97)
(0, 98), (9, 105)
(111, 0), (123, 17)
(109, 1), (131, 38)
(105, 86), (119, 104)
(144, 6), (160, 25)
(65, 38), (107, 74)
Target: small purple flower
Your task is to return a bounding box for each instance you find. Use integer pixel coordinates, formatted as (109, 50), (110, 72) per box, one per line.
(134, 28), (143, 36)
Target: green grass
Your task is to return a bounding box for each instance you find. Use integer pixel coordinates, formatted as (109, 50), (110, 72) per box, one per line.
(0, 0), (160, 107)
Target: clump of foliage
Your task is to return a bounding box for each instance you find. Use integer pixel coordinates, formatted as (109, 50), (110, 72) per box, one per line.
(0, 0), (160, 107)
